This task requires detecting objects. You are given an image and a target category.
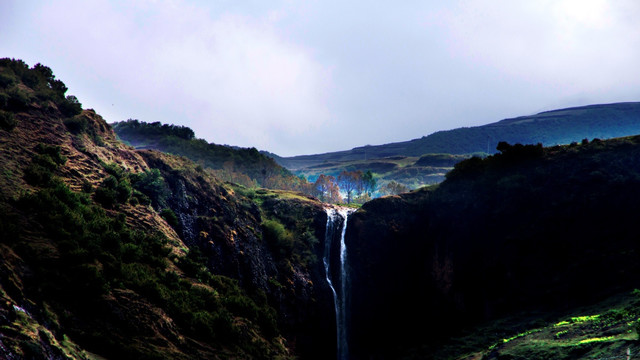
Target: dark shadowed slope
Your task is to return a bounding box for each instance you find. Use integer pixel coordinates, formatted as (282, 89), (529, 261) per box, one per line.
(347, 137), (640, 359)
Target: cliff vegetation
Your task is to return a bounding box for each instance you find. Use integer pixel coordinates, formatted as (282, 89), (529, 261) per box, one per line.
(0, 58), (335, 359)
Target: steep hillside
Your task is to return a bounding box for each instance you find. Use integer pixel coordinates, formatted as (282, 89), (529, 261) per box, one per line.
(0, 59), (336, 359)
(112, 119), (305, 190)
(347, 137), (640, 359)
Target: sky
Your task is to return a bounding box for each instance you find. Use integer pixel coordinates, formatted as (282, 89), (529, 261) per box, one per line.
(2, 0), (640, 156)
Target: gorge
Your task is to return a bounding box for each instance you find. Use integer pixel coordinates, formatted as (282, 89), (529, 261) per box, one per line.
(3, 59), (640, 360)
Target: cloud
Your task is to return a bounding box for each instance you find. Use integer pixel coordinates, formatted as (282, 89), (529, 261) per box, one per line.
(4, 0), (333, 154)
(2, 0), (639, 156)
(434, 0), (640, 96)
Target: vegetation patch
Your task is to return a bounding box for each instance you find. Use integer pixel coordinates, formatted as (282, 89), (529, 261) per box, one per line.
(0, 110), (16, 130)
(112, 119), (304, 190)
(7, 143), (289, 359)
(423, 291), (640, 360)
(0, 58), (82, 116)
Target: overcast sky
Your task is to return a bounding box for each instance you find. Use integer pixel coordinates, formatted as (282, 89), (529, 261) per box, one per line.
(2, 0), (640, 156)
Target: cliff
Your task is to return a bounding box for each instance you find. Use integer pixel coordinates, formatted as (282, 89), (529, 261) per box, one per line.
(347, 139), (640, 359)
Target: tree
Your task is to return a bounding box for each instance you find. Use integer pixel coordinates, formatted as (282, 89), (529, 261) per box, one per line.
(327, 181), (343, 204)
(33, 63), (68, 99)
(58, 95), (82, 117)
(338, 171), (361, 204)
(314, 174), (342, 203)
(362, 170), (377, 196)
(314, 174), (332, 201)
(379, 181), (409, 196)
(130, 168), (169, 208)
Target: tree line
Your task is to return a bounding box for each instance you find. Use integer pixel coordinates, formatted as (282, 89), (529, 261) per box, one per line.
(303, 170), (377, 204)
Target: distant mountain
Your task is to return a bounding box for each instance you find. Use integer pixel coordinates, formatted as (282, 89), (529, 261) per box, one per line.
(274, 102), (640, 170)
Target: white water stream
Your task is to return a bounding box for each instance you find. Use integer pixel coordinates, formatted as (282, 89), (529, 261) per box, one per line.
(323, 207), (354, 360)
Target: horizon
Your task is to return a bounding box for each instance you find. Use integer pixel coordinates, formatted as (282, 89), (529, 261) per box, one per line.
(2, 1), (640, 156)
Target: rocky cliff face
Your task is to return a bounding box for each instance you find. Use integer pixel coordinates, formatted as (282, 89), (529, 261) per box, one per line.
(137, 150), (337, 358)
(0, 60), (335, 359)
(346, 140), (640, 359)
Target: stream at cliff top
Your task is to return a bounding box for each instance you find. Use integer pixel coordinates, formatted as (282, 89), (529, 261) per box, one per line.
(324, 207), (354, 360)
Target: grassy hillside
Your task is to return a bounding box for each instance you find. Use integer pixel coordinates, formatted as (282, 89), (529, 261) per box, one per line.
(112, 119), (306, 191)
(425, 290), (640, 360)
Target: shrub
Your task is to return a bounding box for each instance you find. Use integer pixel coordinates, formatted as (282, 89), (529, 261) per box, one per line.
(116, 178), (132, 204)
(178, 247), (207, 278)
(21, 70), (39, 88)
(0, 110), (16, 131)
(63, 116), (87, 134)
(496, 142), (544, 160)
(35, 144), (67, 165)
(0, 73), (15, 88)
(446, 156), (485, 180)
(7, 88), (30, 111)
(129, 196), (139, 206)
(160, 208), (179, 229)
(298, 230), (319, 266)
(102, 162), (126, 180)
(81, 179), (93, 193)
(57, 95), (82, 117)
(131, 189), (151, 206)
(224, 295), (260, 322)
(23, 145), (66, 186)
(13, 138), (284, 358)
(23, 162), (54, 186)
(74, 263), (110, 295)
(130, 169), (168, 208)
(262, 219), (294, 257)
(0, 93), (9, 109)
(94, 177), (118, 208)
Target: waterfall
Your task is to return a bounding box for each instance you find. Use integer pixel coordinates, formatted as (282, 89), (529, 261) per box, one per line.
(324, 207), (354, 360)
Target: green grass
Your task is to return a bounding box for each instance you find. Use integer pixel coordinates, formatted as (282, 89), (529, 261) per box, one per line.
(424, 290), (640, 360)
(233, 185), (322, 269)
